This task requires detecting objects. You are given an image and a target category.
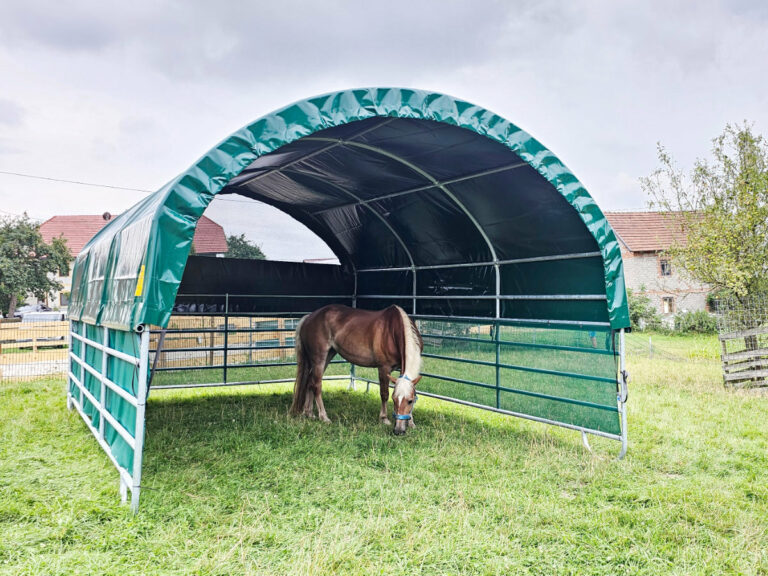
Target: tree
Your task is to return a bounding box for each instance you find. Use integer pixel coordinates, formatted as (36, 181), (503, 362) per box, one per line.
(0, 214), (73, 317)
(641, 123), (768, 301)
(226, 234), (266, 260)
(627, 286), (661, 331)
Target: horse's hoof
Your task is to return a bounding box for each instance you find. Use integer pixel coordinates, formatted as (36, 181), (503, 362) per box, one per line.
(319, 415), (331, 423)
(380, 418), (392, 426)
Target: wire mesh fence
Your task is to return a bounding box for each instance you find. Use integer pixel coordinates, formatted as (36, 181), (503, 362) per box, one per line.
(0, 310), (728, 385)
(622, 332), (720, 362)
(0, 318), (69, 381)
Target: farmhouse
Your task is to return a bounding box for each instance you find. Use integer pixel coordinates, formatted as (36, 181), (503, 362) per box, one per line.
(604, 211), (709, 317)
(38, 213), (227, 311)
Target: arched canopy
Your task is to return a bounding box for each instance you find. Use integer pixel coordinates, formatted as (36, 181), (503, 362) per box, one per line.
(68, 88), (629, 330)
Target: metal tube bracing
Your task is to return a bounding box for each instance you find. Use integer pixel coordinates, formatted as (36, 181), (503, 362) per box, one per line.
(151, 359), (348, 373)
(351, 271), (358, 390)
(357, 251), (603, 273)
(68, 370), (137, 449)
(618, 328), (628, 460)
(266, 166), (418, 273)
(229, 118), (397, 189)
(354, 377), (623, 442)
(420, 352), (617, 385)
(312, 161), (530, 216)
(303, 137), (500, 262)
(69, 351), (139, 407)
(99, 326), (108, 441)
(415, 369), (617, 412)
(417, 331), (616, 355)
(176, 293), (354, 298)
(70, 330), (141, 366)
(357, 294), (607, 301)
(131, 328), (150, 512)
(303, 135), (502, 325)
(151, 375), (350, 391)
(412, 313), (611, 328)
(69, 393), (134, 486)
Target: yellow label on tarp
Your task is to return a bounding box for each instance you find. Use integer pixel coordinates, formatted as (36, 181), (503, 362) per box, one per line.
(135, 265), (146, 297)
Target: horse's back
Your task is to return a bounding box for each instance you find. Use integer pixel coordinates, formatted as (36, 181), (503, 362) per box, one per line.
(300, 304), (401, 367)
(307, 304), (396, 329)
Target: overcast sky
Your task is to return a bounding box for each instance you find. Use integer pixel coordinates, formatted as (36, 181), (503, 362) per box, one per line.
(1, 0), (767, 260)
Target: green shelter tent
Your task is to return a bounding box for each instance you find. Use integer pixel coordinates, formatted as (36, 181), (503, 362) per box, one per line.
(66, 88), (630, 511)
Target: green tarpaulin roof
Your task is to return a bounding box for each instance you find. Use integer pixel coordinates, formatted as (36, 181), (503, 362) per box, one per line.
(68, 87), (629, 331)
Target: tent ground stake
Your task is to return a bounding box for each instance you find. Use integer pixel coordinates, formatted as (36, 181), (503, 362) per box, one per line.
(581, 431), (592, 453)
(119, 479), (128, 504)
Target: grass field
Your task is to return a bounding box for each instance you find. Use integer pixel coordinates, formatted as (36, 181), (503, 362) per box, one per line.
(1, 333), (767, 575)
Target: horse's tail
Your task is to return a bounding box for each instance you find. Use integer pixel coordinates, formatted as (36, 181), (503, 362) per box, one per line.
(290, 315), (310, 415)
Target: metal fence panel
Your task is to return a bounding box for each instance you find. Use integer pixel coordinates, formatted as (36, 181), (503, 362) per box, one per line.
(67, 320), (149, 511)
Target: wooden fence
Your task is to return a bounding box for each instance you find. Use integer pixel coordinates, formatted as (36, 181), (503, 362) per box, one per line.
(0, 319), (69, 381)
(719, 326), (768, 388)
(150, 315), (298, 369)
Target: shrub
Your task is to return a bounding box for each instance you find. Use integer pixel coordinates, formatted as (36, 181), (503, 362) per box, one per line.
(674, 310), (718, 334)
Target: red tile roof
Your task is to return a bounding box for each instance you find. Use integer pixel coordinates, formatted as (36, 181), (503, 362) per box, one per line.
(604, 212), (689, 252)
(40, 214), (228, 256)
(192, 216), (228, 254)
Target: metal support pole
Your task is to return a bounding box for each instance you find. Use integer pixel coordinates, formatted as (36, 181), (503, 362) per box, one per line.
(223, 294), (229, 385)
(248, 317), (253, 365)
(495, 320), (501, 409)
(618, 328), (628, 460)
(494, 263), (501, 409)
(350, 273), (357, 391)
(99, 326), (108, 442)
(78, 322), (86, 407)
(66, 321), (74, 411)
(130, 327), (150, 513)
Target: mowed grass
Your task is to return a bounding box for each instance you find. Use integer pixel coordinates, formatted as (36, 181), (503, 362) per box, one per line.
(1, 335), (768, 575)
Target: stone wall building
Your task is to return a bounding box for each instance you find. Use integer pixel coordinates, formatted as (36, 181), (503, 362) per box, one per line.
(605, 212), (709, 318)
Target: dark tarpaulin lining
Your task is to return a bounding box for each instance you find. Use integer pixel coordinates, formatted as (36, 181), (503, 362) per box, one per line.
(173, 256), (354, 314)
(223, 117), (609, 322)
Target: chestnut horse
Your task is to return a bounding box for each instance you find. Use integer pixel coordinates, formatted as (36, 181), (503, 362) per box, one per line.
(290, 304), (423, 435)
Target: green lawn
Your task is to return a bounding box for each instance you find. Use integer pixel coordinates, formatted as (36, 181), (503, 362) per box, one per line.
(1, 334), (767, 575)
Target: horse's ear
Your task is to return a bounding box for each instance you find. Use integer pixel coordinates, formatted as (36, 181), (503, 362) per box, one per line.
(389, 374), (398, 384)
(412, 375), (422, 386)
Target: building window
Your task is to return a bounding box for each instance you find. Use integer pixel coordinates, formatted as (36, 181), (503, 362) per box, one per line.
(659, 259), (672, 277)
(662, 297), (675, 314)
(60, 292), (70, 307)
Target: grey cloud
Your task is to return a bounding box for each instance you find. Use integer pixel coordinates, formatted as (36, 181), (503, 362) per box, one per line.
(0, 2), (151, 51)
(0, 0), (515, 83)
(2, 0), (768, 223)
(0, 99), (25, 127)
(0, 138), (23, 155)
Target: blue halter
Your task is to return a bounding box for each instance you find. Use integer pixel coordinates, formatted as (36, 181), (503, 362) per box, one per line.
(393, 374), (418, 421)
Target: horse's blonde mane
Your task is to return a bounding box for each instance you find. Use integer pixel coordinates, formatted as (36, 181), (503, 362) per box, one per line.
(394, 306), (422, 379)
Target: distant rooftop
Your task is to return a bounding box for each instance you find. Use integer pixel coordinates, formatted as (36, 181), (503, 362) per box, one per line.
(604, 211), (689, 252)
(40, 213), (228, 256)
